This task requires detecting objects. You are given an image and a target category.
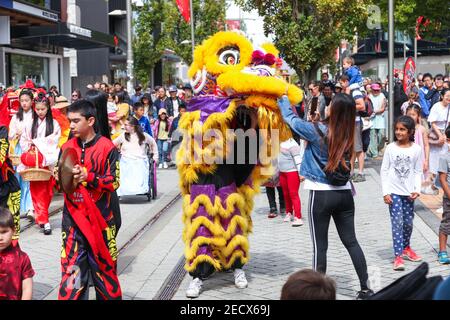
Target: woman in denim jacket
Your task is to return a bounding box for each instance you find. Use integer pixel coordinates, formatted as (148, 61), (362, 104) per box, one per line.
(277, 93), (373, 300)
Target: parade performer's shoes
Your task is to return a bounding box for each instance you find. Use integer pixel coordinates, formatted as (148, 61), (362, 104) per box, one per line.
(186, 278), (203, 298)
(158, 163), (163, 169)
(356, 289), (374, 300)
(393, 256), (405, 271)
(163, 162), (168, 169)
(292, 217), (304, 227)
(27, 210), (35, 222)
(438, 251), (450, 264)
(234, 269), (248, 289)
(402, 247), (422, 262)
(283, 213), (292, 222)
(44, 223), (52, 235)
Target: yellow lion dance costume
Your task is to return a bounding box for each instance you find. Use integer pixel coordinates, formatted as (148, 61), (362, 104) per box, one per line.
(177, 31), (302, 295)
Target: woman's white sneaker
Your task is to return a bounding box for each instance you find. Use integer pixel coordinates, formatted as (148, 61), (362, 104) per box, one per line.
(283, 213), (292, 222)
(186, 278), (203, 298)
(292, 217), (304, 227)
(234, 269), (248, 289)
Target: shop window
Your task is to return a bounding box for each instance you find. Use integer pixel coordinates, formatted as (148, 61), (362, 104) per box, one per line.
(7, 53), (49, 88)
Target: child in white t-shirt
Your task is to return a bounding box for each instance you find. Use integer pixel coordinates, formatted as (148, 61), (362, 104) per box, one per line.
(381, 115), (423, 271)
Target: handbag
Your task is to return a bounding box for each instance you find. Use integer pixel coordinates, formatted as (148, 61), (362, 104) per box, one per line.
(312, 123), (351, 186)
(428, 105), (449, 144)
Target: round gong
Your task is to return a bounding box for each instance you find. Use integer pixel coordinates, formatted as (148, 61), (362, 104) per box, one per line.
(58, 147), (79, 194)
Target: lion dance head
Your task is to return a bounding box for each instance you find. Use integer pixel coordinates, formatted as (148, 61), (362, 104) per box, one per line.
(177, 31), (303, 278)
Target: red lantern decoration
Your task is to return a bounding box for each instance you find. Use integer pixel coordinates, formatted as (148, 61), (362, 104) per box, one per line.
(21, 148), (44, 168)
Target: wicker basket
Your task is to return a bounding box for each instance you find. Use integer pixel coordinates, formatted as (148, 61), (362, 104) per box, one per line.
(9, 154), (21, 166)
(19, 148), (52, 182)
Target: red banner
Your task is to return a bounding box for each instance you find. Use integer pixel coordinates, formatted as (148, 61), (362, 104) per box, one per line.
(226, 20), (241, 31)
(176, 0), (190, 23)
(403, 57), (416, 95)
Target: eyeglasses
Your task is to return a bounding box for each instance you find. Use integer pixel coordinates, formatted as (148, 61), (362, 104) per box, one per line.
(72, 94), (78, 98)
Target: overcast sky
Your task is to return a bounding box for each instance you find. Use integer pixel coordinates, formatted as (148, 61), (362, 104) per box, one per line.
(226, 1), (274, 47)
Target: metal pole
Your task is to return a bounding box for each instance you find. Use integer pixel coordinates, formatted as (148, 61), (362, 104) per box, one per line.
(126, 0), (134, 94)
(388, 0), (394, 142)
(403, 31), (406, 61)
(189, 0), (195, 58)
(414, 36), (417, 67)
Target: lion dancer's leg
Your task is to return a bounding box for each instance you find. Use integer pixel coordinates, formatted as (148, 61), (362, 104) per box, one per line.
(184, 183), (223, 298)
(218, 182), (250, 289)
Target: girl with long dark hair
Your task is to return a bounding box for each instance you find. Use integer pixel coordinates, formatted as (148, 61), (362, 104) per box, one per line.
(20, 93), (61, 235)
(278, 93), (373, 299)
(8, 89), (35, 219)
(113, 116), (158, 196)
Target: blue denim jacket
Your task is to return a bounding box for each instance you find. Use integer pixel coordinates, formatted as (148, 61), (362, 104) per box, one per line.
(278, 95), (330, 184)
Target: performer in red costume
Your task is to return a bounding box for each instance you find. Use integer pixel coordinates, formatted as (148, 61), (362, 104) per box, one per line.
(58, 100), (122, 300)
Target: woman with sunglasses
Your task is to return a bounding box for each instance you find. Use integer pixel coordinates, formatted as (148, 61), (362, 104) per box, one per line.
(71, 89), (82, 103)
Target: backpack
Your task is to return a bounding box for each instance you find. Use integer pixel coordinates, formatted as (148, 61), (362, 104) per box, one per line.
(368, 262), (443, 300)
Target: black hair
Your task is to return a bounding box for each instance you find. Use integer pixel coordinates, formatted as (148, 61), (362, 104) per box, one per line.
(422, 73), (433, 81)
(140, 93), (152, 105)
(32, 93), (54, 139)
(18, 89), (34, 121)
(133, 102), (144, 111)
(440, 88), (450, 97)
(446, 126), (450, 139)
(394, 115), (416, 142)
(134, 85), (142, 91)
(0, 207), (14, 230)
(178, 105), (187, 112)
(125, 116), (145, 145)
(68, 99), (97, 121)
(85, 89), (110, 140)
(116, 91), (127, 104)
(435, 74), (444, 80)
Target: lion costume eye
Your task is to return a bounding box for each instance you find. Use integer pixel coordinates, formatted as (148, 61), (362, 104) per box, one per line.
(218, 48), (240, 66)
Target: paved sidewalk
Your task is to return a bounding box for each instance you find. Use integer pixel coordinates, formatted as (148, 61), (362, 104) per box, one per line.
(172, 167), (450, 300)
(16, 169), (180, 300)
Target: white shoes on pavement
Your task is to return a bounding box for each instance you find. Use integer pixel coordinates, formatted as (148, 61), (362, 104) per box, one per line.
(186, 278), (203, 298)
(292, 217), (304, 227)
(158, 163), (163, 169)
(26, 209), (35, 221)
(163, 162), (168, 169)
(283, 213), (292, 222)
(234, 268), (248, 289)
(186, 269), (248, 298)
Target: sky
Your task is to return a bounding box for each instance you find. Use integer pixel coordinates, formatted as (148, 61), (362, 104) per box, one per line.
(226, 1), (274, 47)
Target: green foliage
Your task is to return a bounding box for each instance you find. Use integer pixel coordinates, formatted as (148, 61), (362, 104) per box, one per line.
(374, 0), (450, 41)
(235, 0), (371, 81)
(133, 0), (227, 86)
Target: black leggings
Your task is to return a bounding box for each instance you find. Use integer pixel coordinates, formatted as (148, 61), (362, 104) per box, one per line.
(308, 189), (369, 290)
(266, 186), (285, 211)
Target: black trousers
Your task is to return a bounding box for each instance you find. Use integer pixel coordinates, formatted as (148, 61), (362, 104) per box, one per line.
(308, 189), (369, 290)
(266, 186), (285, 212)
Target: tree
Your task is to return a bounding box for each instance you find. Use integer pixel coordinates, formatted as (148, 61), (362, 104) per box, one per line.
(374, 0), (450, 42)
(133, 0), (227, 86)
(235, 0), (372, 83)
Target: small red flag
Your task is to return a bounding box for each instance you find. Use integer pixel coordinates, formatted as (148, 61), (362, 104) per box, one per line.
(176, 0), (190, 23)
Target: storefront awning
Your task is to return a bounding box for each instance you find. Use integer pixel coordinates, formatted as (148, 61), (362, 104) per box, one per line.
(0, 0), (58, 26)
(11, 23), (115, 50)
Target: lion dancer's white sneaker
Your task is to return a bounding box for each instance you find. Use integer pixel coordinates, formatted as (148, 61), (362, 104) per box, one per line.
(186, 277), (203, 298)
(234, 269), (248, 289)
